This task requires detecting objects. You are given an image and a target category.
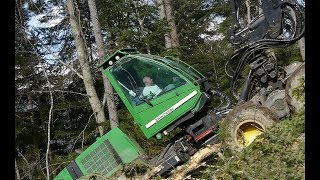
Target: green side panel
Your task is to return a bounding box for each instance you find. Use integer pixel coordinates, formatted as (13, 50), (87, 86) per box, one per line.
(75, 128), (141, 176)
(75, 139), (122, 177)
(137, 86), (201, 138)
(54, 168), (73, 180)
(106, 128), (142, 163)
(54, 128), (141, 179)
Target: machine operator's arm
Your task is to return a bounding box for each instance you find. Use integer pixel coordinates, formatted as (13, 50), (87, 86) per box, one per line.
(118, 80), (137, 97)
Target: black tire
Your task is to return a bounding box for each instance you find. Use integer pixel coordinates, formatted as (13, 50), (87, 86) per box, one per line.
(224, 102), (278, 152)
(285, 63), (305, 114)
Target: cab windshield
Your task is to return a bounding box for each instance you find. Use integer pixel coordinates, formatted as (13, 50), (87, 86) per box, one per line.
(154, 57), (203, 81)
(110, 57), (187, 106)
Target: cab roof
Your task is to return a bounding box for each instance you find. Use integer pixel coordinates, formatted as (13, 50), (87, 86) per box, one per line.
(99, 48), (140, 70)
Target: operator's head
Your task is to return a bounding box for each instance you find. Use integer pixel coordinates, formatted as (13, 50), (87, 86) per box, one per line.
(143, 76), (153, 86)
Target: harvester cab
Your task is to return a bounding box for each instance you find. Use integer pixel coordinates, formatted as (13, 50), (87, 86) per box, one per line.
(100, 48), (218, 139)
(97, 49), (231, 176)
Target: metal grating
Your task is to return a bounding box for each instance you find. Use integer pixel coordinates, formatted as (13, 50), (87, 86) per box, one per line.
(81, 139), (122, 176)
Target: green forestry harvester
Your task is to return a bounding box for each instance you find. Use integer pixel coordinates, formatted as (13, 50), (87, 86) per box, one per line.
(55, 0), (305, 179)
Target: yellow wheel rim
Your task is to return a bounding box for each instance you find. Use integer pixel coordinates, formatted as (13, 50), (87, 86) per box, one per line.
(236, 122), (264, 147)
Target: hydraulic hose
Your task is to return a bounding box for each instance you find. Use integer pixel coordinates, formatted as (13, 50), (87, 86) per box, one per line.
(155, 141), (174, 165)
(211, 89), (232, 112)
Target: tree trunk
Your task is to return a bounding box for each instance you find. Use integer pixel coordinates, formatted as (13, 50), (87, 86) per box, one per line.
(163, 0), (179, 47)
(298, 37), (305, 61)
(87, 0), (119, 128)
(67, 0), (106, 135)
(158, 0), (172, 48)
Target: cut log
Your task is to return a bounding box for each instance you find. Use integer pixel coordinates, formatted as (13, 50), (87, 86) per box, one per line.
(170, 143), (222, 180)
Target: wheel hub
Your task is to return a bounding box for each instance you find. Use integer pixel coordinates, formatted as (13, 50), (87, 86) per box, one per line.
(237, 122), (264, 147)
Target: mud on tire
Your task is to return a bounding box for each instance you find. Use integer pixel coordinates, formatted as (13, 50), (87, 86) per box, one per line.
(224, 102), (278, 152)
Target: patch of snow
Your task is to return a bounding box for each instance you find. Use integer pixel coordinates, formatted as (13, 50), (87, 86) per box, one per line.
(201, 33), (225, 41)
(27, 6), (65, 29)
(22, 2), (29, 10)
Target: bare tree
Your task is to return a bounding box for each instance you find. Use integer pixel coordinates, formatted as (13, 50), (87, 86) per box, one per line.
(87, 0), (119, 128)
(67, 0), (107, 135)
(42, 62), (54, 180)
(46, 91), (53, 178)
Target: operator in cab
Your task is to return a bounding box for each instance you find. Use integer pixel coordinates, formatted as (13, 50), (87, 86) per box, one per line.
(141, 76), (162, 99)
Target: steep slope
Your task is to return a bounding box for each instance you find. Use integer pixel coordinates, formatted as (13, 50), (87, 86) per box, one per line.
(196, 110), (305, 179)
